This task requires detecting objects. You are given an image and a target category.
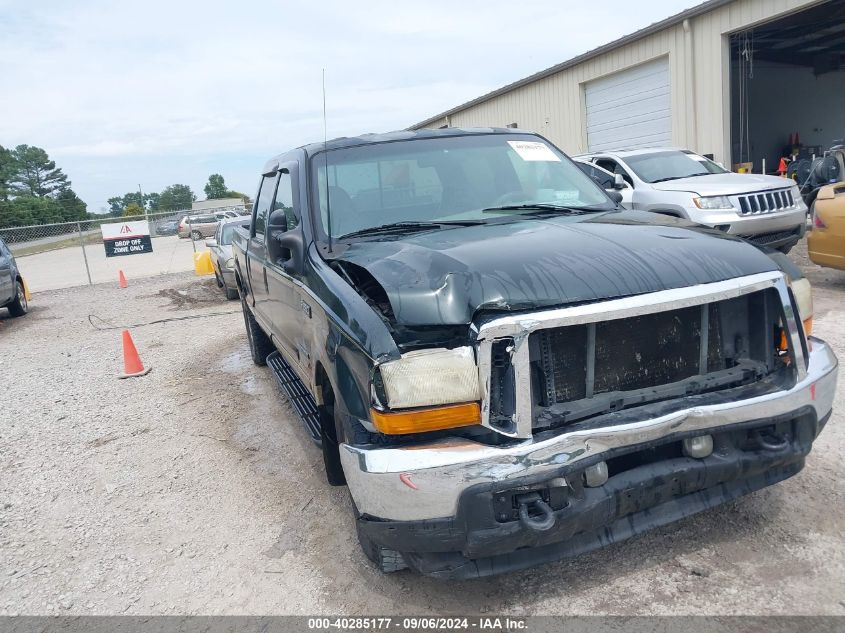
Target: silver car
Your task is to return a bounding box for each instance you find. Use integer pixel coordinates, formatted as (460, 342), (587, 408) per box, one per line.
(206, 218), (250, 300)
(0, 237), (27, 317)
(575, 148), (807, 252)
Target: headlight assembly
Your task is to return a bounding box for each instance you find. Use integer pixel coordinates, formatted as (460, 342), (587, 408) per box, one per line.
(377, 347), (481, 410)
(693, 195), (734, 210)
(372, 347), (482, 434)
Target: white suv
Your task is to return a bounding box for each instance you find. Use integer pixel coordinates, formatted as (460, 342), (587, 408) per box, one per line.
(575, 148), (807, 252)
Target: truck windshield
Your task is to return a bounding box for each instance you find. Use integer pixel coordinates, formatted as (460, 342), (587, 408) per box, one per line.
(625, 150), (728, 183)
(312, 134), (614, 240)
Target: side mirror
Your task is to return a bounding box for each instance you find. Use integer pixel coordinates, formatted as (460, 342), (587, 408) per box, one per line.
(267, 210), (304, 275)
(613, 173), (626, 190)
(205, 238), (217, 247)
(607, 190), (623, 205)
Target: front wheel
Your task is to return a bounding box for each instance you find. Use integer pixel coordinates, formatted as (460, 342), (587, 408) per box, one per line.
(7, 280), (28, 317)
(240, 292), (273, 365)
(190, 230), (202, 240)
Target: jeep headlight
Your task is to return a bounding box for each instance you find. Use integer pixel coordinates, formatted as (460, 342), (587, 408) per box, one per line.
(693, 195), (734, 210)
(372, 347), (482, 434)
(791, 277), (813, 336)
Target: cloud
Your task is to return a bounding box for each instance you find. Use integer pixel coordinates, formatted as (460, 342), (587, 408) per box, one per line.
(0, 0), (683, 208)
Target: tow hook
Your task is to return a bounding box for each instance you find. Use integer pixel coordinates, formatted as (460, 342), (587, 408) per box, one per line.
(516, 492), (555, 532)
(751, 428), (790, 451)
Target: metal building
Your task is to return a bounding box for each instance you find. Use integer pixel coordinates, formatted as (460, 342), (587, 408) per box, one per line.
(410, 0), (845, 171)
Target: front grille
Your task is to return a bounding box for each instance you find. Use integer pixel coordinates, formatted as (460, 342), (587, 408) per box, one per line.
(737, 189), (794, 215)
(526, 289), (784, 431)
(742, 227), (801, 246)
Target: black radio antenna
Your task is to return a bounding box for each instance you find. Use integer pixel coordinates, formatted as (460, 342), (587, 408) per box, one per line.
(323, 68), (333, 253)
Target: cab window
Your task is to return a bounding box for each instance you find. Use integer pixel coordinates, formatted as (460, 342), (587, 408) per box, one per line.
(253, 174), (278, 239)
(595, 158), (633, 187)
(272, 172), (298, 231)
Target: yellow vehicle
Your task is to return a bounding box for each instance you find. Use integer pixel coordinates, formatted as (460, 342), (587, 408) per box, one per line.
(808, 183), (845, 271)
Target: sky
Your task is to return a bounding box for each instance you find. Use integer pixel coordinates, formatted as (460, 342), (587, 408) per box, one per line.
(0, 0), (692, 213)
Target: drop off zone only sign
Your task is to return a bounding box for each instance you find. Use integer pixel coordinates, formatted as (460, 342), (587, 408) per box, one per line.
(101, 220), (153, 257)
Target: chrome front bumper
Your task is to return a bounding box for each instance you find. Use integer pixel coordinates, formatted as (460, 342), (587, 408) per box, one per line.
(341, 337), (837, 521)
(692, 205), (806, 238)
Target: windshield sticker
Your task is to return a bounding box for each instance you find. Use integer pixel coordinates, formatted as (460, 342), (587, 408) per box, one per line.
(556, 190), (579, 203)
(507, 140), (561, 162)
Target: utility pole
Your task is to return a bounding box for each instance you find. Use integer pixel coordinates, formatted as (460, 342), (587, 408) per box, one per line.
(138, 184), (148, 222)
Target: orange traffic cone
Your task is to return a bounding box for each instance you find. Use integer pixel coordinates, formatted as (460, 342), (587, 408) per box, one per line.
(118, 270), (128, 289)
(777, 157), (788, 175)
(119, 329), (151, 379)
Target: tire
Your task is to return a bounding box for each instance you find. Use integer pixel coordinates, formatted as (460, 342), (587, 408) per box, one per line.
(190, 230), (202, 240)
(319, 380), (347, 486)
(240, 292), (273, 366)
(6, 280), (28, 317)
(214, 270), (223, 288)
(225, 285), (239, 301)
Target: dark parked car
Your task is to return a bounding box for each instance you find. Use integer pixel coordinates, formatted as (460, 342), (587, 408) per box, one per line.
(155, 220), (179, 236)
(0, 237), (28, 317)
(231, 128), (836, 578)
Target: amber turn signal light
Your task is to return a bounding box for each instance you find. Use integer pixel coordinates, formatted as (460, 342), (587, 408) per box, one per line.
(371, 402), (481, 435)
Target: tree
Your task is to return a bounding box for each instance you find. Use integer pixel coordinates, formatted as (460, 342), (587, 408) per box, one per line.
(0, 145), (15, 202)
(225, 189), (251, 205)
(158, 184), (195, 211)
(204, 173), (227, 199)
(107, 191), (161, 214)
(144, 192), (160, 211)
(10, 145), (68, 197)
(122, 202), (144, 217)
(55, 188), (88, 222)
(0, 196), (64, 227)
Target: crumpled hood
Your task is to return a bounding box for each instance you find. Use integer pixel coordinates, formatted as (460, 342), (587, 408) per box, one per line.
(651, 172), (792, 196)
(335, 210), (780, 325)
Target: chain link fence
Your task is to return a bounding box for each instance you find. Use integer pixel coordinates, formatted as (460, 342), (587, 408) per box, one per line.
(0, 207), (249, 292)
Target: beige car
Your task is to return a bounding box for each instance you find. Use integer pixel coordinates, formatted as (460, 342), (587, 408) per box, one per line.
(808, 182), (845, 271)
(177, 214), (219, 239)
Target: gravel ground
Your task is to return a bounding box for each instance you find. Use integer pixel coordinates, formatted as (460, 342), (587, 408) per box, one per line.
(1, 240), (844, 615)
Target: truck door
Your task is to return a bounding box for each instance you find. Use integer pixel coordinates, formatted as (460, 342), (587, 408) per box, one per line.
(247, 173), (278, 332)
(264, 164), (309, 377)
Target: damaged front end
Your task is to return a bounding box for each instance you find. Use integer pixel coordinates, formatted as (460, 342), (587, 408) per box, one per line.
(337, 269), (837, 577)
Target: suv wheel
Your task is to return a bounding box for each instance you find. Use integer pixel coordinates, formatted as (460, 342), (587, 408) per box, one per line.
(240, 292), (273, 365)
(190, 230), (203, 240)
(7, 280), (28, 317)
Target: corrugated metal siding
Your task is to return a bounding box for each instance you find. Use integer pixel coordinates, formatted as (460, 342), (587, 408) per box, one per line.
(416, 0), (822, 164)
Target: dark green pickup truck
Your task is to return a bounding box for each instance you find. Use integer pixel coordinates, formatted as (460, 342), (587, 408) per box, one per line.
(231, 128), (836, 578)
